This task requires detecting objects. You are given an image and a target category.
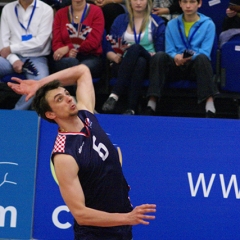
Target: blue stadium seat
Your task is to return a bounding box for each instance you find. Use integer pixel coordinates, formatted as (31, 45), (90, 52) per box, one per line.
(109, 34), (219, 91)
(220, 35), (240, 93)
(200, 0), (229, 37)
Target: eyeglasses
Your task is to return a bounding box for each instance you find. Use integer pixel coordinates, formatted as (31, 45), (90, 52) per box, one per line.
(180, 0), (198, 4)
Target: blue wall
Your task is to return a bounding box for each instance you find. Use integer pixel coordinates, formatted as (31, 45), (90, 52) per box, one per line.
(1, 111), (240, 239)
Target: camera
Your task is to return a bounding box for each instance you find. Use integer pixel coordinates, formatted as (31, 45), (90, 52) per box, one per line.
(183, 49), (194, 58)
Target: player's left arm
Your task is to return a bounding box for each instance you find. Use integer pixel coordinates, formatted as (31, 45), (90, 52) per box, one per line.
(53, 154), (156, 227)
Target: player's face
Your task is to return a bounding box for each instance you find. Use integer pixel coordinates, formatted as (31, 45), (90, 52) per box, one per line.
(45, 87), (78, 120)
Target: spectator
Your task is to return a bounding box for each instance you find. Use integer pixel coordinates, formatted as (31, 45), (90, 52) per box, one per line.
(0, 0), (53, 110)
(50, 0), (104, 80)
(144, 0), (218, 118)
(101, 0), (165, 115)
(220, 2), (240, 48)
(152, 0), (182, 24)
(222, 0), (240, 31)
(89, 0), (126, 34)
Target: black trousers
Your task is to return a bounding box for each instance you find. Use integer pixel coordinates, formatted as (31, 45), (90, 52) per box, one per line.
(147, 52), (219, 103)
(112, 44), (151, 111)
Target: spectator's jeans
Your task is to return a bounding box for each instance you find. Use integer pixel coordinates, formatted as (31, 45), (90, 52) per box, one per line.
(147, 52), (219, 103)
(112, 44), (151, 111)
(0, 56), (49, 110)
(50, 54), (103, 79)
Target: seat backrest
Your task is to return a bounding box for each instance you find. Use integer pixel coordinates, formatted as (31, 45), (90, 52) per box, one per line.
(220, 35), (240, 92)
(199, 1), (229, 37)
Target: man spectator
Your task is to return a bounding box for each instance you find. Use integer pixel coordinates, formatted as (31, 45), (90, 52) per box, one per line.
(0, 0), (53, 110)
(144, 0), (219, 118)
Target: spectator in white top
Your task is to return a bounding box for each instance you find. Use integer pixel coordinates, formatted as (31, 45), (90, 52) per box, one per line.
(0, 0), (53, 110)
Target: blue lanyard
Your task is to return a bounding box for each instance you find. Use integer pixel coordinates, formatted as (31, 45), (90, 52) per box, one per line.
(133, 19), (142, 45)
(15, 0), (37, 34)
(177, 18), (202, 49)
(71, 4), (88, 26)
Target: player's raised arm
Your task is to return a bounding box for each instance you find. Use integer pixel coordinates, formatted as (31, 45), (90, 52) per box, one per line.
(8, 64), (95, 113)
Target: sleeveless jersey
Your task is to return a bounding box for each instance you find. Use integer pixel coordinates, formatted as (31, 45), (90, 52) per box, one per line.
(51, 110), (133, 239)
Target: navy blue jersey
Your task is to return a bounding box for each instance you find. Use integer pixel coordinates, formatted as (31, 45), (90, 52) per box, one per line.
(51, 110), (133, 239)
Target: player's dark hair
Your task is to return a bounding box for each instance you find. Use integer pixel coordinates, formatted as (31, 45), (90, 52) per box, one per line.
(32, 80), (61, 123)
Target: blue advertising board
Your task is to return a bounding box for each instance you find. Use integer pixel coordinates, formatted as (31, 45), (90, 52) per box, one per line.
(33, 119), (74, 240)
(34, 114), (240, 240)
(0, 110), (38, 239)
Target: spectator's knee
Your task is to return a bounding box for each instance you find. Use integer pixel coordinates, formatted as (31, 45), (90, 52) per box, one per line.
(194, 54), (209, 63)
(151, 51), (168, 64)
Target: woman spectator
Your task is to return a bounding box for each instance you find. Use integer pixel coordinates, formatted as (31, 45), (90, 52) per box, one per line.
(50, 0), (104, 80)
(101, 0), (165, 115)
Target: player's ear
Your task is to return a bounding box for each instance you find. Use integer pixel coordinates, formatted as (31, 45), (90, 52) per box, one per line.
(45, 111), (56, 121)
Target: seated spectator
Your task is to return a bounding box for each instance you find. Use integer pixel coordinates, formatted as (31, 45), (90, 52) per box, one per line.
(89, 0), (126, 34)
(0, 0), (53, 110)
(50, 0), (104, 81)
(152, 0), (183, 24)
(101, 0), (165, 115)
(222, 0), (240, 31)
(144, 0), (219, 118)
(219, 1), (240, 47)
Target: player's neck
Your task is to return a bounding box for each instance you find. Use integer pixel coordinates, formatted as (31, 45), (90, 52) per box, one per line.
(19, 0), (34, 10)
(58, 116), (84, 133)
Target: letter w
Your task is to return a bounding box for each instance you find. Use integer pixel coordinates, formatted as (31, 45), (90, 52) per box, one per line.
(188, 173), (216, 197)
(219, 174), (240, 199)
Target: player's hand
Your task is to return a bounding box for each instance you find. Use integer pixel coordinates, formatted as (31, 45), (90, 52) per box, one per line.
(7, 78), (39, 101)
(127, 204), (156, 225)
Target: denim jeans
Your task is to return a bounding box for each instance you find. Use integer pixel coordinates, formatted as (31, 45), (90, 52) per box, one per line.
(0, 56), (49, 110)
(50, 54), (103, 78)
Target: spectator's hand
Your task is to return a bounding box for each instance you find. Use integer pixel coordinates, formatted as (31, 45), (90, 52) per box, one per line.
(113, 53), (122, 64)
(152, 7), (169, 16)
(226, 8), (237, 18)
(127, 204), (156, 225)
(69, 48), (78, 58)
(53, 46), (69, 61)
(7, 78), (39, 101)
(0, 46), (11, 58)
(12, 60), (24, 73)
(229, 5), (240, 13)
(174, 54), (191, 66)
